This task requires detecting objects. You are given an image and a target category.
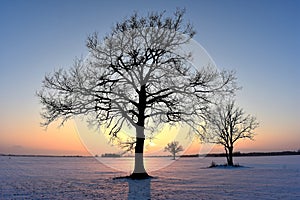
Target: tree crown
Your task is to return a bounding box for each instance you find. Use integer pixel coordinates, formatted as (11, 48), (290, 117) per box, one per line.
(164, 141), (184, 154)
(37, 9), (238, 141)
(203, 100), (259, 147)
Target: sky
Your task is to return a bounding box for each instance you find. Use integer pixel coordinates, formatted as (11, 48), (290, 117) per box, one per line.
(0, 0), (299, 156)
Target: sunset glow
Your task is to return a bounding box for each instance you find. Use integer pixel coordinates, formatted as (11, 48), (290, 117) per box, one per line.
(0, 1), (299, 156)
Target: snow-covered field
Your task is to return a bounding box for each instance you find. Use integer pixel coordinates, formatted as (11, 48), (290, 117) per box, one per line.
(1, 155), (299, 199)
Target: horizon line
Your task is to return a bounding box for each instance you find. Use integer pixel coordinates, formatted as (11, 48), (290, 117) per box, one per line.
(1, 150), (299, 158)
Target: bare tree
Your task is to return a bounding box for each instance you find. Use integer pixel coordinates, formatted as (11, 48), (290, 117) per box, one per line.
(37, 9), (237, 179)
(204, 100), (259, 166)
(164, 141), (184, 160)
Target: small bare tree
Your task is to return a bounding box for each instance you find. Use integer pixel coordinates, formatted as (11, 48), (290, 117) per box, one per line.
(204, 100), (259, 166)
(37, 9), (237, 179)
(164, 141), (184, 160)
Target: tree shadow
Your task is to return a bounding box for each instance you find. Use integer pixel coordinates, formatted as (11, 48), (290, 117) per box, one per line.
(126, 178), (151, 200)
(113, 176), (154, 200)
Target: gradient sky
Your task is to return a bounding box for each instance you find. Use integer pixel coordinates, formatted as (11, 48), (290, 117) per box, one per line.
(0, 0), (299, 155)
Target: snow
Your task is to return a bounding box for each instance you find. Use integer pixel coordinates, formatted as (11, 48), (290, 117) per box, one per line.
(0, 155), (299, 199)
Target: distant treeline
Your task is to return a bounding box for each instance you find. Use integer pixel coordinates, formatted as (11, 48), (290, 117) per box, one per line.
(0, 154), (84, 158)
(180, 151), (300, 158)
(1, 150), (300, 158)
(101, 153), (121, 157)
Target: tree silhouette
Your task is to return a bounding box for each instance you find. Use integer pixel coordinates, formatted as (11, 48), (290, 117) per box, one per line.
(204, 100), (259, 166)
(164, 141), (184, 160)
(37, 9), (237, 179)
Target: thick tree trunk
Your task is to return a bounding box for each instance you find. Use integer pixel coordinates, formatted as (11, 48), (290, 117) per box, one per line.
(129, 85), (151, 179)
(132, 137), (147, 173)
(130, 126), (150, 179)
(227, 146), (234, 166)
(172, 153), (176, 160)
(225, 147), (229, 165)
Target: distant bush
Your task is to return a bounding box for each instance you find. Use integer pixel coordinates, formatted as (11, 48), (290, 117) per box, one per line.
(208, 161), (241, 168)
(210, 161), (217, 168)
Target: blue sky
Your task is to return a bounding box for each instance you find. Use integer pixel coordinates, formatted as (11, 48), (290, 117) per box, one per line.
(0, 0), (299, 154)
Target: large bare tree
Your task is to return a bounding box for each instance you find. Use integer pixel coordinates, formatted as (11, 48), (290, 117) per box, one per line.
(204, 100), (259, 166)
(37, 9), (237, 179)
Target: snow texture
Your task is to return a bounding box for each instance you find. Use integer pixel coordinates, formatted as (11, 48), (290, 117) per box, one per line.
(0, 155), (299, 199)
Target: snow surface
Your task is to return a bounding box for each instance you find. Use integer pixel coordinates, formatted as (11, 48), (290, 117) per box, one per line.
(0, 155), (299, 199)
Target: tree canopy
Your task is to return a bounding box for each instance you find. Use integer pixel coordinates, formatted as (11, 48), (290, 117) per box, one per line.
(37, 9), (238, 177)
(164, 141), (184, 159)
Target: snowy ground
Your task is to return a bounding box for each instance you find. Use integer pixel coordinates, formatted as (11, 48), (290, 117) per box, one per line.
(0, 155), (299, 199)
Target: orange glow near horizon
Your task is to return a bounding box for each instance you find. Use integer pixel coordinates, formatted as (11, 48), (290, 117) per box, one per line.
(1, 114), (299, 156)
(0, 117), (89, 155)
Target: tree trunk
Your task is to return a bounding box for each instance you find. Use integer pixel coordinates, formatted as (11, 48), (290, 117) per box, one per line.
(129, 85), (151, 179)
(130, 122), (150, 178)
(132, 137), (146, 172)
(225, 147), (229, 165)
(172, 152), (176, 160)
(227, 146), (234, 166)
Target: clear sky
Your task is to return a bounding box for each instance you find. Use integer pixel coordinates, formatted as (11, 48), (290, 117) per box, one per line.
(0, 0), (299, 155)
